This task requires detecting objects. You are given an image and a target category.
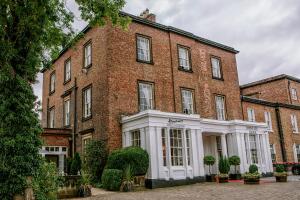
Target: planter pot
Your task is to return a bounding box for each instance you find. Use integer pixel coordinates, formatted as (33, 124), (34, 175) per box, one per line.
(206, 174), (216, 182)
(275, 176), (287, 182)
(244, 178), (260, 184)
(229, 174), (242, 180)
(121, 181), (134, 192)
(134, 175), (145, 186)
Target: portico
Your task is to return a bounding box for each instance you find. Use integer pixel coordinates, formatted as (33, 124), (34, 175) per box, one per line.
(121, 110), (273, 188)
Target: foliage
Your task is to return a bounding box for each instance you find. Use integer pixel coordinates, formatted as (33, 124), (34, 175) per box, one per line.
(275, 164), (285, 173)
(203, 155), (216, 175)
(218, 156), (230, 174)
(106, 147), (149, 176)
(84, 140), (108, 184)
(78, 171), (92, 197)
(249, 164), (258, 173)
(101, 169), (123, 191)
(66, 157), (73, 175)
(0, 0), (129, 198)
(32, 161), (62, 200)
(218, 173), (229, 178)
(229, 155), (240, 174)
(243, 172), (260, 180)
(70, 153), (82, 175)
(120, 165), (134, 192)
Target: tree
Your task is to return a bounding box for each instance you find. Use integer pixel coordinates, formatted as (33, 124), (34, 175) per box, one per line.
(203, 155), (216, 175)
(228, 155), (240, 174)
(70, 152), (82, 175)
(0, 1), (129, 199)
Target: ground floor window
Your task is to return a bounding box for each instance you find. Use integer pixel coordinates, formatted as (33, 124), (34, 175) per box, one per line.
(82, 134), (92, 155)
(249, 135), (258, 164)
(295, 144), (300, 162)
(131, 129), (141, 147)
(170, 129), (183, 166)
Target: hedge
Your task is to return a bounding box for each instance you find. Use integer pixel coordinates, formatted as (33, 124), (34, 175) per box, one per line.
(101, 169), (123, 191)
(106, 147), (149, 176)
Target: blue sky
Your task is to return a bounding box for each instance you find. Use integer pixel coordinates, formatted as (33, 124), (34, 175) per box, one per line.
(33, 0), (300, 100)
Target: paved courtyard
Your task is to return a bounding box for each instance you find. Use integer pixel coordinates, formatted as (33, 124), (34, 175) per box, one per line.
(76, 176), (300, 200)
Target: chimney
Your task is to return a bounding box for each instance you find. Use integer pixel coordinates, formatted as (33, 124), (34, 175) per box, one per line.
(139, 8), (156, 22)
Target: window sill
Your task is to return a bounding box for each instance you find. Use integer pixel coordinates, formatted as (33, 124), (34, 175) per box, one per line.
(63, 79), (71, 85)
(136, 59), (154, 65)
(82, 115), (92, 122)
(178, 67), (193, 73)
(49, 90), (55, 96)
(212, 76), (224, 81)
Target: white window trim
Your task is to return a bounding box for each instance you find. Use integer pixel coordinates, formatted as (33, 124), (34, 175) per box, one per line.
(84, 42), (92, 68)
(138, 82), (154, 111)
(64, 99), (70, 126)
(264, 111), (273, 131)
(247, 108), (255, 122)
(82, 133), (92, 154)
(211, 57), (222, 79)
(50, 73), (56, 93)
(49, 107), (55, 128)
(130, 129), (141, 147)
(178, 46), (191, 70)
(65, 59), (71, 82)
(181, 89), (194, 114)
(215, 95), (226, 120)
(291, 114), (299, 133)
(83, 87), (92, 118)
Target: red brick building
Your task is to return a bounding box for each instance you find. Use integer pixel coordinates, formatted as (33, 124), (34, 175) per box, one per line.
(241, 74), (300, 164)
(41, 10), (273, 186)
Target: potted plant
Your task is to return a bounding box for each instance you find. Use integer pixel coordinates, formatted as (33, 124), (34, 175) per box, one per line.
(203, 155), (216, 182)
(217, 156), (230, 183)
(244, 164), (260, 184)
(274, 164), (287, 182)
(120, 165), (134, 192)
(78, 171), (92, 197)
(229, 155), (241, 180)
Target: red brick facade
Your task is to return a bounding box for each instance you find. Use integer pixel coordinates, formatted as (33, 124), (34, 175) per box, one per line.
(41, 12), (242, 154)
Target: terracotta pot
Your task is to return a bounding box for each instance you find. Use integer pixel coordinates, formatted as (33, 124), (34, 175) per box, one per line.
(244, 178), (260, 184)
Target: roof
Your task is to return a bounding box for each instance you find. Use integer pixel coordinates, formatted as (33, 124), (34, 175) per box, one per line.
(41, 11), (239, 73)
(241, 95), (300, 110)
(240, 74), (300, 89)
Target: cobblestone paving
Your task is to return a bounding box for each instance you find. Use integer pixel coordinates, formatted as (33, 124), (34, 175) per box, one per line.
(83, 177), (300, 200)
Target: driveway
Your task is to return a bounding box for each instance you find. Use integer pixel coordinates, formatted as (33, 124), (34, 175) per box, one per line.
(75, 176), (300, 200)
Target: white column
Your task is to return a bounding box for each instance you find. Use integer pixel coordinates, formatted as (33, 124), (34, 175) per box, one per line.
(221, 133), (228, 158)
(236, 132), (247, 174)
(140, 128), (146, 149)
(58, 154), (64, 173)
(147, 126), (159, 180)
(264, 132), (273, 172)
(256, 133), (263, 172)
(196, 129), (205, 177)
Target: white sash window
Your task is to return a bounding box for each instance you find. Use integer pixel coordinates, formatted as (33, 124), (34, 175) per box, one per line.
(249, 135), (258, 164)
(291, 114), (299, 133)
(178, 46), (190, 70)
(291, 88), (298, 100)
(181, 89), (194, 114)
(84, 42), (92, 68)
(64, 99), (70, 126)
(131, 130), (141, 147)
(264, 111), (272, 131)
(50, 73), (56, 93)
(211, 57), (222, 79)
(64, 59), (71, 82)
(270, 144), (276, 162)
(83, 87), (92, 118)
(295, 144), (300, 162)
(49, 107), (55, 128)
(247, 108), (255, 122)
(215, 95), (226, 120)
(170, 129), (183, 166)
(137, 36), (151, 62)
(139, 82), (154, 111)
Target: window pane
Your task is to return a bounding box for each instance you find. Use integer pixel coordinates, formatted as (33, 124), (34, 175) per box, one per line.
(50, 73), (55, 92)
(137, 36), (150, 62)
(170, 129), (183, 166)
(178, 47), (190, 70)
(131, 130), (141, 147)
(84, 88), (92, 118)
(65, 60), (71, 81)
(84, 43), (92, 67)
(64, 99), (70, 126)
(216, 96), (225, 120)
(211, 58), (221, 78)
(182, 90), (194, 114)
(139, 83), (153, 111)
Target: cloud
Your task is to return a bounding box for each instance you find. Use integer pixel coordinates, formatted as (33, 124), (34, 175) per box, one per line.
(33, 0), (300, 99)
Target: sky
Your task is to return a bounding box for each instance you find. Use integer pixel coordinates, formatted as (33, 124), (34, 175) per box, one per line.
(33, 0), (300, 101)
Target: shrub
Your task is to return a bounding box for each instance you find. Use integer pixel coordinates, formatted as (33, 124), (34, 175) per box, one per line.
(219, 156), (230, 174)
(32, 161), (62, 200)
(249, 164), (258, 173)
(70, 153), (82, 175)
(229, 156), (240, 174)
(101, 169), (123, 191)
(66, 157), (73, 174)
(106, 147), (149, 176)
(276, 164), (285, 173)
(84, 140), (108, 184)
(203, 155), (215, 175)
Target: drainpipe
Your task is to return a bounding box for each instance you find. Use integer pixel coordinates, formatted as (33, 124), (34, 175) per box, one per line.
(72, 78), (78, 157)
(275, 106), (287, 162)
(168, 32), (176, 113)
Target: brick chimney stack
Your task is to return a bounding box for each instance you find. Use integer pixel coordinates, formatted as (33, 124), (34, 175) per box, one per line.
(139, 8), (156, 22)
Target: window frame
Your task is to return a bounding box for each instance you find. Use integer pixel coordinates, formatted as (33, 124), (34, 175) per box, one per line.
(82, 84), (92, 121)
(137, 80), (155, 112)
(291, 88), (298, 100)
(48, 106), (55, 128)
(291, 114), (299, 133)
(180, 87), (195, 114)
(49, 71), (56, 95)
(215, 94), (227, 120)
(210, 55), (224, 80)
(247, 108), (256, 122)
(270, 144), (276, 163)
(264, 111), (273, 131)
(169, 129), (184, 166)
(82, 133), (92, 155)
(83, 40), (92, 69)
(136, 33), (153, 64)
(249, 135), (258, 164)
(177, 44), (192, 72)
(64, 58), (71, 84)
(63, 97), (71, 127)
(130, 129), (141, 147)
